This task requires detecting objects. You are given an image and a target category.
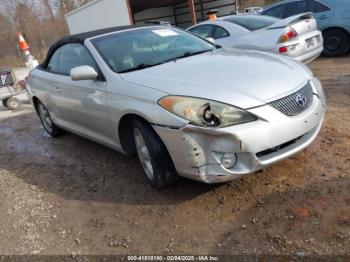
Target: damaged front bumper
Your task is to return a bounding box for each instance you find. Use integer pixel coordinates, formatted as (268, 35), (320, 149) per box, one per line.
(153, 93), (325, 183)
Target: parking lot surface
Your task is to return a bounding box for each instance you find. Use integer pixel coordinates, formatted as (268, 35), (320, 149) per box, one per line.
(0, 56), (349, 255)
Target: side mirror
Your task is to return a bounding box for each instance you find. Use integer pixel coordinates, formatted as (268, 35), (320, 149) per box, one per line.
(205, 37), (216, 44)
(70, 65), (98, 81)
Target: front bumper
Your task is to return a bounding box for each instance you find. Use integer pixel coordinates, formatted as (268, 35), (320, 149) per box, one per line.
(153, 88), (325, 183)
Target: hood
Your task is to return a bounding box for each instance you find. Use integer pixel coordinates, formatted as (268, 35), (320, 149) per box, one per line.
(120, 48), (311, 109)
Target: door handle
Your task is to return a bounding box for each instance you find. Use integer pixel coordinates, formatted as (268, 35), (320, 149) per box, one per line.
(319, 15), (328, 20)
(55, 86), (61, 93)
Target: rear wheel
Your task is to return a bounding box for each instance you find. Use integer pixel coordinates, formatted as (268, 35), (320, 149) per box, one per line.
(36, 101), (63, 137)
(323, 29), (350, 57)
(2, 98), (9, 108)
(6, 97), (21, 110)
(132, 119), (178, 189)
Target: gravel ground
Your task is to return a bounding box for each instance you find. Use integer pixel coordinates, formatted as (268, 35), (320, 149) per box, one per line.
(0, 56), (349, 256)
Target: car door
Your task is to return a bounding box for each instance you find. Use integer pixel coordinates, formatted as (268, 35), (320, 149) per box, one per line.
(40, 48), (63, 121)
(51, 43), (114, 144)
(311, 0), (333, 30)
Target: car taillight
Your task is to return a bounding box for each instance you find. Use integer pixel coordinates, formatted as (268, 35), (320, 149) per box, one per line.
(279, 47), (288, 53)
(279, 44), (298, 53)
(279, 28), (297, 43)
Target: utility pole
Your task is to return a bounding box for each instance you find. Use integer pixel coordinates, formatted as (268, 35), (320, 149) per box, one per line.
(188, 0), (197, 25)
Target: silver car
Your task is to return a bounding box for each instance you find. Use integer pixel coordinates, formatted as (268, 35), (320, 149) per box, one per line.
(187, 13), (324, 63)
(27, 25), (326, 188)
(244, 7), (264, 14)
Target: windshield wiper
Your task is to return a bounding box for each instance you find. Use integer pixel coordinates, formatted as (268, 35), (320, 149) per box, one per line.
(118, 63), (161, 73)
(172, 49), (213, 61)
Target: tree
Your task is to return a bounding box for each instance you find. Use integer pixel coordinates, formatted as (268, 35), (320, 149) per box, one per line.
(0, 14), (17, 49)
(42, 0), (56, 23)
(53, 0), (93, 15)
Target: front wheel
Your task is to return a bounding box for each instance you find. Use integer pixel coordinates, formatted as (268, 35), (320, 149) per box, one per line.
(36, 101), (63, 137)
(132, 119), (179, 189)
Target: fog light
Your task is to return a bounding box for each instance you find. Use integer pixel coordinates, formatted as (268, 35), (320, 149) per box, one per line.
(221, 153), (237, 169)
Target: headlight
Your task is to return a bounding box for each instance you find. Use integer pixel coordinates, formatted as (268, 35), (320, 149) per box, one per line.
(158, 96), (257, 128)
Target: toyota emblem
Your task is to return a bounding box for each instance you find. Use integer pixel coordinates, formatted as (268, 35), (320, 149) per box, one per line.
(296, 93), (307, 107)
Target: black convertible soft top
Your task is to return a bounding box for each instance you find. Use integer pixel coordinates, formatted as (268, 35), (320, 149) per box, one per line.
(40, 24), (152, 69)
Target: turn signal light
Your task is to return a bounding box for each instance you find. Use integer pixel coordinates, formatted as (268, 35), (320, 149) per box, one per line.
(279, 28), (297, 43)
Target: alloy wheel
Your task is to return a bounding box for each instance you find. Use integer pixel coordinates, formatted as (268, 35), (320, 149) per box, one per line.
(134, 128), (154, 179)
(38, 103), (53, 133)
(326, 36), (341, 52)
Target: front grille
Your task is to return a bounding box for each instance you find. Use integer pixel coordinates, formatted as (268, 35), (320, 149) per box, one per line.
(256, 135), (305, 158)
(270, 82), (313, 116)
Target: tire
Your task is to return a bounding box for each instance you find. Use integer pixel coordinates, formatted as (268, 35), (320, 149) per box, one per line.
(2, 98), (9, 108)
(132, 119), (179, 189)
(36, 100), (63, 138)
(323, 29), (350, 57)
(6, 97), (21, 110)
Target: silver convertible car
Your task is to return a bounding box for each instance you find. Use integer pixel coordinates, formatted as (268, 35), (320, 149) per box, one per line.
(27, 25), (326, 188)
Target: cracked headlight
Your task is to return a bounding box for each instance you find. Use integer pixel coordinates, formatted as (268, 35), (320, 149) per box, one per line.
(158, 96), (257, 128)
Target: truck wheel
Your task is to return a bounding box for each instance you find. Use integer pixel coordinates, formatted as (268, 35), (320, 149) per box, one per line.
(323, 29), (350, 57)
(36, 101), (63, 137)
(6, 97), (21, 110)
(132, 119), (179, 189)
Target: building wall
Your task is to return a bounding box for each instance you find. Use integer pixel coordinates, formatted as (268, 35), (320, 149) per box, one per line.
(134, 6), (175, 25)
(133, 0), (236, 29)
(175, 0), (236, 28)
(236, 0), (276, 11)
(65, 0), (132, 34)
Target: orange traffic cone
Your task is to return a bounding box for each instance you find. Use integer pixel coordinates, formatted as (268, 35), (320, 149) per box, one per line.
(207, 10), (218, 20)
(16, 32), (38, 71)
(17, 32), (30, 51)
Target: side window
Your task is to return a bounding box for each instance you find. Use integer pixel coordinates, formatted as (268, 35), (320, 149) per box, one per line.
(188, 25), (214, 39)
(313, 0), (331, 13)
(263, 4), (287, 18)
(285, 1), (306, 17)
(58, 44), (98, 76)
(47, 49), (61, 73)
(213, 26), (229, 39)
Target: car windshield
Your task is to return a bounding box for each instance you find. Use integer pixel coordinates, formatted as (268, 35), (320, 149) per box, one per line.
(91, 27), (215, 73)
(224, 15), (280, 31)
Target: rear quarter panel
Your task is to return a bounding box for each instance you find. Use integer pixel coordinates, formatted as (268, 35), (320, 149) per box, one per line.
(232, 28), (283, 52)
(322, 0), (350, 32)
(27, 68), (57, 118)
(291, 17), (318, 35)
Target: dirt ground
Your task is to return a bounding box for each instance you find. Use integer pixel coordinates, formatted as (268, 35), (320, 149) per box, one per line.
(0, 56), (349, 257)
